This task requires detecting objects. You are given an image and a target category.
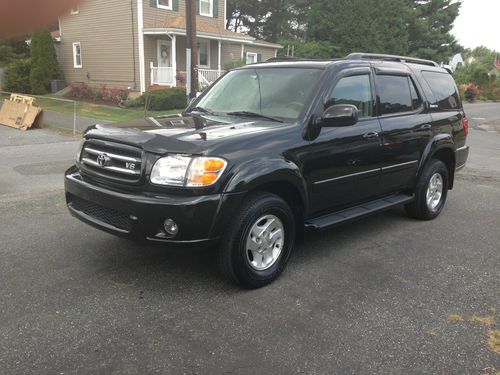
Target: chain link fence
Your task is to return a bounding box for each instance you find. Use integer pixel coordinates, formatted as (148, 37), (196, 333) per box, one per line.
(1, 90), (78, 136)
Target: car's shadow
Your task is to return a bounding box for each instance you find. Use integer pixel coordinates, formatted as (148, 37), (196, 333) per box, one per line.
(79, 206), (413, 293)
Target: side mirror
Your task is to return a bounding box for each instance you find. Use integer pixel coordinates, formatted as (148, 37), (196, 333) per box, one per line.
(320, 104), (359, 127)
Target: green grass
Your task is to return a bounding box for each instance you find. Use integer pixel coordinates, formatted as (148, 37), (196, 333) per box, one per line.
(0, 93), (183, 123)
(38, 96), (183, 122)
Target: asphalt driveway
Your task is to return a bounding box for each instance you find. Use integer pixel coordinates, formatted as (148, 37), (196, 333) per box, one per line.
(0, 103), (498, 374)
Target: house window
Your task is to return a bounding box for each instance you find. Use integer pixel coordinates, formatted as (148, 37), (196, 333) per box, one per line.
(246, 52), (258, 65)
(73, 42), (82, 68)
(70, 6), (79, 14)
(199, 0), (213, 17)
(157, 0), (172, 10)
(198, 40), (210, 68)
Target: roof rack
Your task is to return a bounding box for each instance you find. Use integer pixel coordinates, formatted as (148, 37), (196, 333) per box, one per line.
(346, 53), (439, 67)
(266, 57), (306, 62)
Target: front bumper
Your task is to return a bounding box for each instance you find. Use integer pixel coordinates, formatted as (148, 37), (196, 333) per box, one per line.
(65, 167), (244, 244)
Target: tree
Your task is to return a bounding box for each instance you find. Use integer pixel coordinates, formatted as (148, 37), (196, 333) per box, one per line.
(454, 46), (499, 87)
(29, 29), (60, 94)
(308, 0), (410, 56)
(3, 59), (32, 93)
(407, 0), (462, 63)
(226, 0), (309, 41)
(278, 39), (340, 59)
(0, 36), (30, 67)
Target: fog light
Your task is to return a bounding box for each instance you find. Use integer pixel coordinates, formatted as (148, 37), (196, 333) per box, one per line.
(163, 218), (179, 237)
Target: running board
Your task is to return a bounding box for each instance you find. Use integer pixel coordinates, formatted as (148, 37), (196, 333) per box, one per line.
(305, 193), (414, 230)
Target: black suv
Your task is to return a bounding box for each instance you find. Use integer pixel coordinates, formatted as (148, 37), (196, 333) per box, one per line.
(65, 53), (469, 288)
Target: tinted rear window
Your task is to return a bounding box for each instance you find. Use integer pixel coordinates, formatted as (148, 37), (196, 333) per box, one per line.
(422, 71), (461, 110)
(376, 75), (413, 115)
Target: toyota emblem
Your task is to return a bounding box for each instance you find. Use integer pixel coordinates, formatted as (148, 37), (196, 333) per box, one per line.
(97, 153), (111, 167)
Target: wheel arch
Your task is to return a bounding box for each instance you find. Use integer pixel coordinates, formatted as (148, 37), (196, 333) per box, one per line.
(418, 135), (456, 189)
(216, 158), (308, 240)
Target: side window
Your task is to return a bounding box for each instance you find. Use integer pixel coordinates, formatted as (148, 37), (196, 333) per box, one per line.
(422, 71), (461, 110)
(328, 74), (373, 117)
(376, 75), (413, 115)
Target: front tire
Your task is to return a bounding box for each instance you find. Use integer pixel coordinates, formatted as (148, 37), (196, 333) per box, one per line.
(405, 159), (449, 220)
(217, 192), (296, 288)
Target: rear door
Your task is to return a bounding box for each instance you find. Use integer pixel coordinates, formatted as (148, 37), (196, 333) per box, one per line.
(419, 70), (466, 145)
(305, 67), (384, 215)
(375, 69), (433, 195)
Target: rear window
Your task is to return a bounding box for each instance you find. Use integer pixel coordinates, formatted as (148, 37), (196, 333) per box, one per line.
(376, 75), (413, 115)
(422, 71), (461, 110)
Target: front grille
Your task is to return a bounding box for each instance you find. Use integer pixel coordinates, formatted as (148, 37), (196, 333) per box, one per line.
(80, 140), (143, 183)
(70, 197), (133, 232)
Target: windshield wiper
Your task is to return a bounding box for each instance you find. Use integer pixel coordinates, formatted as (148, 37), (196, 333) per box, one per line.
(188, 106), (216, 115)
(226, 111), (284, 123)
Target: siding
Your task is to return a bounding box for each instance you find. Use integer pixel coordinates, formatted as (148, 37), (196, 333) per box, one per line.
(59, 0), (139, 89)
(221, 43), (243, 65)
(143, 0), (225, 30)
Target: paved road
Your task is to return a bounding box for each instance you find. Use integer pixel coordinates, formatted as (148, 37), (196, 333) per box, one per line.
(0, 104), (499, 374)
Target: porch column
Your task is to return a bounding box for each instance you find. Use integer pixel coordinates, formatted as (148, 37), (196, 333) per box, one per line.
(172, 34), (177, 87)
(218, 40), (222, 73)
(241, 44), (244, 59)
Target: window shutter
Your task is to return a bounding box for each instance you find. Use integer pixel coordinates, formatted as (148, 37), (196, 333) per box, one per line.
(196, 0), (200, 15)
(173, 0), (179, 11)
(150, 0), (157, 8)
(257, 53), (262, 62)
(213, 0), (218, 17)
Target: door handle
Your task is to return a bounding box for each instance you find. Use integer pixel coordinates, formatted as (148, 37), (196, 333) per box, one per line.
(363, 131), (379, 139)
(420, 124), (432, 130)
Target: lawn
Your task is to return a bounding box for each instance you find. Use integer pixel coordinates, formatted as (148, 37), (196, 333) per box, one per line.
(37, 96), (183, 122)
(0, 93), (184, 123)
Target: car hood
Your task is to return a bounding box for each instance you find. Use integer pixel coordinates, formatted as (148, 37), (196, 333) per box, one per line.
(84, 114), (291, 155)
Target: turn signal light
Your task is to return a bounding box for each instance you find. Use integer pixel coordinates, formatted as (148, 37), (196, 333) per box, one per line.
(186, 157), (227, 187)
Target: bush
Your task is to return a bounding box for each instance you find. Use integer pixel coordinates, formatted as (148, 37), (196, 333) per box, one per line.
(3, 59), (31, 93)
(460, 83), (482, 102)
(223, 59), (246, 71)
(277, 39), (341, 59)
(142, 88), (187, 111)
(30, 29), (60, 94)
(67, 83), (130, 105)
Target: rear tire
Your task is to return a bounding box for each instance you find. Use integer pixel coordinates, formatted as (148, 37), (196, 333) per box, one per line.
(217, 192), (296, 288)
(405, 159), (448, 220)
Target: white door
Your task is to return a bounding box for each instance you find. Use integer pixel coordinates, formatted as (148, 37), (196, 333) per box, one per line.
(157, 40), (173, 85)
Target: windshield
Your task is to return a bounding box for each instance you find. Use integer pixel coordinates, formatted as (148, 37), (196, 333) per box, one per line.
(194, 68), (323, 121)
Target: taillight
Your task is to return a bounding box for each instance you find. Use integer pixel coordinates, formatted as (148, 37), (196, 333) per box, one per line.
(462, 116), (469, 136)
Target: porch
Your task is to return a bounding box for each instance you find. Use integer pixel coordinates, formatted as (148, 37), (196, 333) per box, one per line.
(145, 34), (226, 89)
(150, 65), (224, 89)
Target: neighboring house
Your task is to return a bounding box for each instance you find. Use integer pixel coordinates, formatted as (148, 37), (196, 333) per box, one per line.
(448, 53), (464, 72)
(58, 0), (282, 93)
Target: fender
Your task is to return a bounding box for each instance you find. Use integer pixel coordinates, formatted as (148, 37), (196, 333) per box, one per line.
(207, 158), (309, 239)
(417, 133), (456, 182)
(224, 157), (309, 211)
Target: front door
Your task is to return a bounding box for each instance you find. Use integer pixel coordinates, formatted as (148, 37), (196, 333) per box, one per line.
(157, 40), (173, 85)
(305, 68), (384, 216)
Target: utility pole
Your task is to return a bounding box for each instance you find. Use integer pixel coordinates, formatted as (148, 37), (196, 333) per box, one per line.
(185, 0), (198, 100)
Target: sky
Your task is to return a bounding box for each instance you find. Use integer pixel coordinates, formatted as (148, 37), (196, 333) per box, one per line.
(452, 0), (500, 51)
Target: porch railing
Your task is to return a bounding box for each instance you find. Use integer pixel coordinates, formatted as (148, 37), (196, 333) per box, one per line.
(150, 63), (176, 87)
(198, 69), (225, 89)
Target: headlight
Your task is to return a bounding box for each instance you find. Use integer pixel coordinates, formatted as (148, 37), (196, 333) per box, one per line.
(150, 155), (227, 187)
